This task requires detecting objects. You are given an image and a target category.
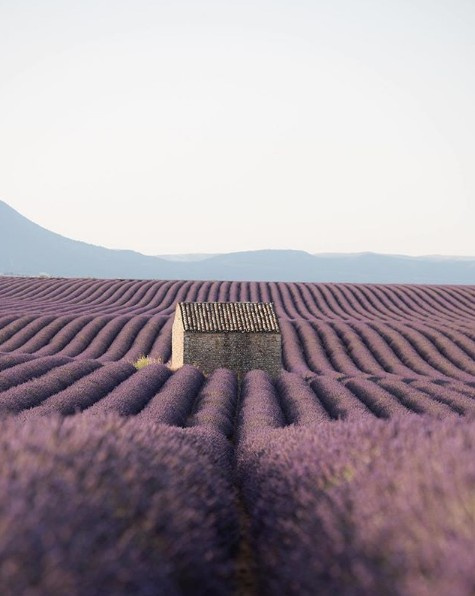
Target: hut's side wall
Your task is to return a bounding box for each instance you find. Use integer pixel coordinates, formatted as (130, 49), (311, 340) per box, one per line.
(171, 308), (184, 369)
(183, 332), (282, 378)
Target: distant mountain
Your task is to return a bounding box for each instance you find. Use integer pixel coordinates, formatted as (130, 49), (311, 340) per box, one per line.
(0, 200), (180, 279)
(1, 200), (474, 284)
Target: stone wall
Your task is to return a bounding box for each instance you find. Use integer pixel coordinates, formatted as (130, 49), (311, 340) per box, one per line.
(171, 308), (184, 369)
(183, 332), (282, 378)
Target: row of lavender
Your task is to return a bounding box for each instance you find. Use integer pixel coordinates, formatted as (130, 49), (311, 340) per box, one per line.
(1, 277), (474, 325)
(238, 416), (475, 595)
(0, 397), (473, 594)
(0, 315), (474, 381)
(1, 279), (474, 381)
(0, 415), (238, 595)
(0, 314), (172, 363)
(1, 354), (474, 425)
(0, 278), (474, 593)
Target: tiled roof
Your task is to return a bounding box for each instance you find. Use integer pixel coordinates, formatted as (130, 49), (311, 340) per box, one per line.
(177, 302), (280, 333)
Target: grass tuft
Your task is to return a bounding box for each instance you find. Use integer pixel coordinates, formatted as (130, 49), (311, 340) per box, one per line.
(133, 355), (162, 370)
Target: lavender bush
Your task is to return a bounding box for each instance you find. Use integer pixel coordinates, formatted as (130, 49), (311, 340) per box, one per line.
(238, 416), (475, 596)
(186, 368), (238, 438)
(0, 415), (238, 595)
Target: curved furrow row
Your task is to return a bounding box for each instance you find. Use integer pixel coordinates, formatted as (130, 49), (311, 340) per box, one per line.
(57, 280), (165, 316)
(275, 372), (331, 425)
(52, 317), (116, 358)
(229, 281), (240, 301)
(349, 284), (403, 323)
(76, 317), (138, 360)
(328, 322), (390, 375)
(115, 280), (175, 315)
(137, 365), (205, 425)
(16, 280), (121, 313)
(0, 316), (60, 352)
(442, 284), (475, 313)
(232, 281), (245, 302)
(95, 316), (151, 362)
(303, 284), (345, 320)
(0, 355), (74, 391)
(279, 320), (312, 375)
(186, 368), (239, 439)
(0, 278), (71, 300)
(377, 284), (447, 324)
(360, 285), (413, 321)
(317, 284), (357, 320)
(273, 283), (308, 320)
(187, 280), (206, 303)
(149, 280), (194, 316)
(346, 321), (421, 377)
(0, 315), (38, 345)
(257, 281), (273, 304)
(310, 322), (363, 376)
(407, 379), (475, 416)
(307, 376), (375, 421)
(288, 284), (326, 320)
(341, 377), (414, 418)
(285, 284), (318, 320)
(385, 284), (475, 328)
(84, 364), (172, 416)
(267, 283), (291, 319)
(146, 317), (174, 363)
(422, 323), (475, 361)
(0, 356), (87, 393)
(32, 316), (96, 356)
(253, 281), (265, 303)
(237, 417), (475, 596)
(0, 352), (39, 370)
(365, 322), (445, 377)
(0, 360), (102, 414)
(402, 285), (475, 322)
(206, 280), (222, 303)
(21, 362), (136, 418)
(112, 316), (169, 363)
(326, 284), (369, 320)
(106, 279), (174, 316)
(217, 280), (232, 302)
(293, 321), (337, 375)
(383, 322), (475, 381)
(432, 379), (475, 401)
(69, 279), (146, 312)
(402, 322), (475, 376)
(376, 377), (461, 418)
(8, 315), (77, 355)
(33, 278), (113, 305)
(84, 280), (146, 308)
(47, 278), (110, 304)
(337, 284), (389, 321)
(391, 285), (475, 327)
(195, 280), (213, 302)
(62, 279), (124, 307)
(236, 370), (286, 443)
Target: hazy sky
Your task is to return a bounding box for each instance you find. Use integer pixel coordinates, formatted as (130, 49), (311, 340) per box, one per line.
(1, 0), (474, 256)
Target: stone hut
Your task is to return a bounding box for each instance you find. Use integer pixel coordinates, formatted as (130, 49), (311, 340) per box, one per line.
(171, 302), (282, 378)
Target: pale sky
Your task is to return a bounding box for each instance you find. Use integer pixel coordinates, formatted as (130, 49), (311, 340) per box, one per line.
(1, 0), (474, 256)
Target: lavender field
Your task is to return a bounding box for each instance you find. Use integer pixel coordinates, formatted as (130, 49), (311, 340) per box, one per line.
(0, 277), (474, 595)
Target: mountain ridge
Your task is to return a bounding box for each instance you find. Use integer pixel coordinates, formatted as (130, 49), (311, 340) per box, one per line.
(1, 200), (474, 284)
